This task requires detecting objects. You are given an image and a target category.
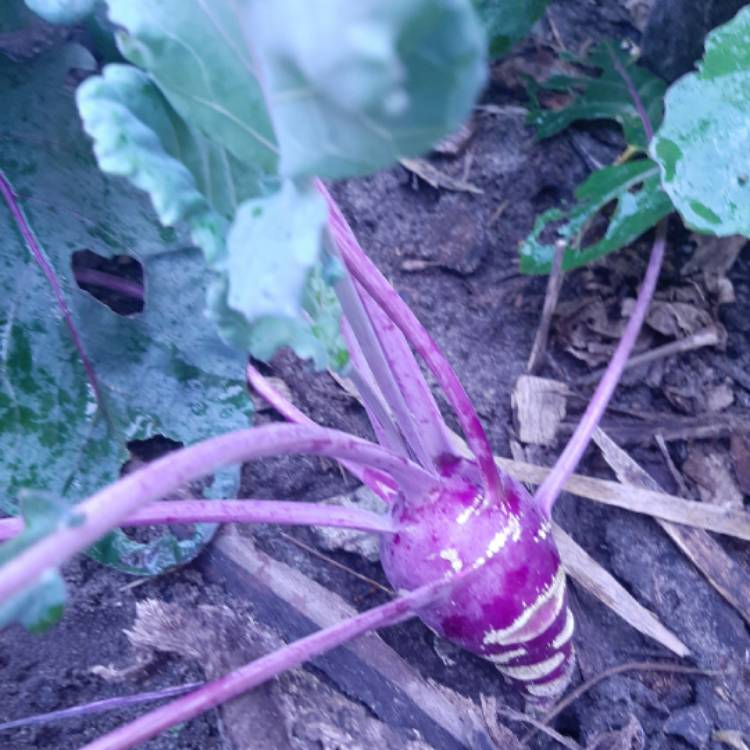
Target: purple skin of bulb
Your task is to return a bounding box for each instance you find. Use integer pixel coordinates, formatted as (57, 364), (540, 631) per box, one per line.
(381, 455), (574, 700)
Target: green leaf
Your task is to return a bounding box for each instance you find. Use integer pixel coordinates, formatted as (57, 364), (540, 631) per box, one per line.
(528, 43), (666, 149)
(248, 0), (487, 179)
(105, 0), (279, 172)
(519, 159), (673, 274)
(1, 45), (252, 576)
(0, 492), (72, 632)
(471, 0), (548, 58)
(24, 0), (96, 24)
(651, 6), (750, 235)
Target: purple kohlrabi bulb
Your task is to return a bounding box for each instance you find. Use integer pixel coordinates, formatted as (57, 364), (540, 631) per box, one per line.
(380, 457), (575, 701)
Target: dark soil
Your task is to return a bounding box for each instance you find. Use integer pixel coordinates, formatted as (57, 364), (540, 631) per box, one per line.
(3, 2), (750, 749)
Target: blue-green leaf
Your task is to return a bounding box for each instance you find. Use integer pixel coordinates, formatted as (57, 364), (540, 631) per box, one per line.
(105, 0), (278, 172)
(77, 63), (346, 370)
(76, 63), (274, 263)
(520, 159), (673, 274)
(651, 6), (750, 236)
(1, 45), (252, 578)
(248, 0), (487, 179)
(212, 182), (347, 369)
(226, 182), (327, 321)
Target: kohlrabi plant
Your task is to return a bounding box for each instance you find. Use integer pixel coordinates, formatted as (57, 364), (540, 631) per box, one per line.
(0, 0), (711, 747)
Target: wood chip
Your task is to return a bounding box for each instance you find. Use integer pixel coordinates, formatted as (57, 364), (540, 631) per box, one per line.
(713, 730), (750, 750)
(310, 486), (387, 562)
(399, 157), (483, 194)
(706, 381), (735, 413)
(730, 432), (750, 495)
(207, 529), (494, 750)
(683, 443), (744, 508)
(527, 241), (566, 374)
(511, 375), (569, 446)
(479, 696), (524, 750)
(432, 122), (475, 156)
(592, 428), (750, 627)
(126, 599), (430, 750)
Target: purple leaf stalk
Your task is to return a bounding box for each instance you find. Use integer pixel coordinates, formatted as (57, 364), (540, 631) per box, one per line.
(0, 64), (667, 748)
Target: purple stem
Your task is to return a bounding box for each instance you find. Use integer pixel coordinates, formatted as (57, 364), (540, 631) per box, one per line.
(0, 682), (203, 732)
(0, 424), (436, 607)
(359, 283), (456, 462)
(0, 170), (104, 405)
(535, 221), (667, 516)
(318, 182), (502, 506)
(326, 199), (453, 468)
(348, 367), (403, 449)
(0, 517), (22, 541)
(246, 363), (398, 501)
(533, 41), (665, 517)
(73, 268), (145, 301)
(335, 259), (433, 467)
(0, 499), (395, 542)
(80, 554), (486, 750)
(340, 316), (407, 453)
(605, 43), (654, 144)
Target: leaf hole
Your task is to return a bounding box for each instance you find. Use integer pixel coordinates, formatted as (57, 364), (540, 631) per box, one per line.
(123, 436), (205, 544)
(578, 202), (615, 249)
(72, 250), (144, 316)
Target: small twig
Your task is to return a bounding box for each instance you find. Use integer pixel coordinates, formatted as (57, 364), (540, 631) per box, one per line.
(545, 11), (566, 52)
(480, 696), (521, 749)
(522, 660), (718, 744)
(277, 530), (395, 596)
(528, 241), (566, 374)
(579, 326), (720, 385)
(655, 433), (691, 497)
(488, 199), (509, 227)
(0, 681), (203, 732)
(498, 706), (584, 750)
(535, 220), (668, 516)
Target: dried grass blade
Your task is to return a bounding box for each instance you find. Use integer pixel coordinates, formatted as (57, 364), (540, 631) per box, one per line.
(552, 523), (690, 656)
(593, 428), (750, 626)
